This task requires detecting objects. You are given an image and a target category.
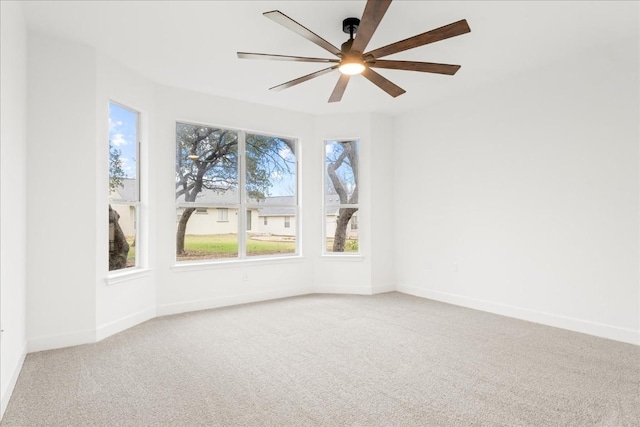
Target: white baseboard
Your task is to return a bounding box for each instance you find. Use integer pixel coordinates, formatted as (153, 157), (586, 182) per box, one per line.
(372, 283), (395, 294)
(314, 284), (373, 295)
(398, 285), (640, 346)
(156, 287), (313, 317)
(96, 307), (156, 342)
(27, 329), (96, 353)
(1, 342), (26, 420)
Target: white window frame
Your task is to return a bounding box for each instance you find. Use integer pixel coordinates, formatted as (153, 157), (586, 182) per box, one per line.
(322, 138), (360, 256)
(108, 101), (142, 274)
(175, 121), (300, 264)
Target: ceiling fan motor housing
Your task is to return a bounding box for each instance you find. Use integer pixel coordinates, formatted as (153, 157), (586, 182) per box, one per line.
(342, 17), (360, 37)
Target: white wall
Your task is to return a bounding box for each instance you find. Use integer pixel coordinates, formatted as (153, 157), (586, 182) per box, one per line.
(95, 54), (157, 341)
(0, 1), (28, 418)
(155, 85), (316, 315)
(312, 113), (395, 295)
(395, 37), (640, 344)
(370, 115), (395, 294)
(27, 34), (98, 351)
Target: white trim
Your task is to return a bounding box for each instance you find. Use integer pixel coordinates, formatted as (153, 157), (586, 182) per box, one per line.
(171, 255), (304, 272)
(156, 287), (312, 317)
(398, 284), (640, 346)
(95, 307), (156, 342)
(320, 255), (364, 262)
(372, 283), (395, 294)
(314, 284), (372, 295)
(105, 267), (151, 285)
(27, 329), (96, 353)
(1, 342), (26, 420)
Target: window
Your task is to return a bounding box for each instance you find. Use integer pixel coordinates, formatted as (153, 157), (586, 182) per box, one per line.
(264, 217), (268, 226)
(284, 217), (291, 228)
(108, 102), (140, 271)
(217, 208), (229, 222)
(195, 207), (208, 214)
(175, 122), (298, 262)
(324, 140), (359, 254)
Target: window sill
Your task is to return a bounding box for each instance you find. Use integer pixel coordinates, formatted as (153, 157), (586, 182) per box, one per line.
(321, 254), (364, 262)
(171, 255), (304, 272)
(106, 268), (151, 286)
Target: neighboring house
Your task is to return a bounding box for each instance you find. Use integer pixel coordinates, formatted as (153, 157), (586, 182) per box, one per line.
(175, 190), (357, 239)
(255, 196), (297, 236)
(324, 195), (358, 240)
(109, 179), (137, 237)
(176, 188), (251, 236)
(111, 181), (357, 239)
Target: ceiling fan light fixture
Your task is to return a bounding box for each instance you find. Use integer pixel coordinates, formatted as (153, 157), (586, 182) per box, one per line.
(338, 60), (365, 75)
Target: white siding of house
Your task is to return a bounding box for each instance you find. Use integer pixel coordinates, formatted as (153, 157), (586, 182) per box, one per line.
(111, 204), (135, 237)
(177, 207), (258, 235)
(256, 215), (297, 236)
(325, 213), (358, 239)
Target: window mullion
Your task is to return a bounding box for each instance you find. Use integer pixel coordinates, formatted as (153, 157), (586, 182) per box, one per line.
(238, 130), (247, 259)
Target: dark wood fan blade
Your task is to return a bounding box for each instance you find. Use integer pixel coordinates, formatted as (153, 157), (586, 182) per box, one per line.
(351, 0), (392, 54)
(365, 19), (471, 59)
(361, 68), (405, 98)
(328, 74), (351, 103)
(370, 60), (461, 75)
(269, 66), (338, 91)
(264, 10), (342, 57)
(237, 52), (339, 63)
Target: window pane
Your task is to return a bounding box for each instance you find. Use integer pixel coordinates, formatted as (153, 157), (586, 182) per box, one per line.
(109, 204), (137, 270)
(175, 123), (239, 205)
(109, 102), (139, 271)
(325, 207), (359, 253)
(176, 123), (239, 260)
(325, 140), (358, 205)
(176, 207), (238, 261)
(109, 103), (138, 202)
(246, 134), (296, 203)
(247, 212), (296, 257)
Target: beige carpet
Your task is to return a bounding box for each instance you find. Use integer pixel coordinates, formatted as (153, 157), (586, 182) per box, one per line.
(2, 292), (639, 426)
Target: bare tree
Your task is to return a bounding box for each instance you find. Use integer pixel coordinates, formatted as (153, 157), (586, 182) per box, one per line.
(326, 141), (358, 252)
(108, 144), (129, 270)
(175, 124), (295, 255)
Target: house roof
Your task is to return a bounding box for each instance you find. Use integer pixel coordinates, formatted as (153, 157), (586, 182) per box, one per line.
(175, 187), (247, 205)
(110, 178), (137, 202)
(174, 186), (298, 216)
(257, 196), (296, 216)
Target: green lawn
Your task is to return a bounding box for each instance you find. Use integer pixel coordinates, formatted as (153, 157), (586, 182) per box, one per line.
(126, 236), (136, 266)
(178, 234), (296, 260)
(325, 238), (359, 253)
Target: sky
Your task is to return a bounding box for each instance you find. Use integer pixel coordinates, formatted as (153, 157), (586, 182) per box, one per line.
(109, 102), (138, 179)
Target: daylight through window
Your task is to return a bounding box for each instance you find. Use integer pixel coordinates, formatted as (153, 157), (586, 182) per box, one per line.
(175, 123), (298, 262)
(324, 140), (359, 254)
(108, 102), (140, 271)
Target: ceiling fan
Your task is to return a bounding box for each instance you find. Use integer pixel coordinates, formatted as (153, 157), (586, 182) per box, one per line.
(237, 0), (470, 103)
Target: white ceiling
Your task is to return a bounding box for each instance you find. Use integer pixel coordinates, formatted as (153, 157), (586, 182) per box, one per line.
(21, 1), (638, 116)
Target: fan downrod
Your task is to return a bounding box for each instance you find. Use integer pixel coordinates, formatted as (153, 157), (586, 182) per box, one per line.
(342, 17), (360, 38)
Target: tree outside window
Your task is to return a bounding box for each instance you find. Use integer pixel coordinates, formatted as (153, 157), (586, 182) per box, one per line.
(175, 123), (298, 261)
(108, 102), (140, 271)
(324, 140), (359, 253)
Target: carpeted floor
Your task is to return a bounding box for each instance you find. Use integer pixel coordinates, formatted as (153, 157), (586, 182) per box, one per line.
(2, 292), (639, 426)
